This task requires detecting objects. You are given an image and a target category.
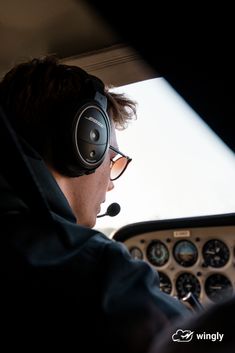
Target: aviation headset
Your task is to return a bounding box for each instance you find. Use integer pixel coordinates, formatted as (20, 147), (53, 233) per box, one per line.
(55, 75), (111, 177)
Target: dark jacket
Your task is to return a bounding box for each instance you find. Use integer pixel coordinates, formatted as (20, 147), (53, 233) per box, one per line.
(0, 142), (190, 352)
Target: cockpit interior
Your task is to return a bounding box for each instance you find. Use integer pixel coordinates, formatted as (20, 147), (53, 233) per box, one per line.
(1, 0), (235, 341)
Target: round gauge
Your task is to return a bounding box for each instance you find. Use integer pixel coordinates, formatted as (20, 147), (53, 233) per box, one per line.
(202, 239), (230, 267)
(158, 271), (172, 295)
(146, 241), (169, 267)
(176, 272), (201, 299)
(173, 240), (198, 267)
(205, 273), (233, 303)
(129, 247), (143, 260)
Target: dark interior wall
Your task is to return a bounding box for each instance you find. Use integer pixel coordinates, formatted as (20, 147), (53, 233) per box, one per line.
(85, 0), (235, 153)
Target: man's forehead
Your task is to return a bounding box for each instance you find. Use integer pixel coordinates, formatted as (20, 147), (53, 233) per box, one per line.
(110, 122), (117, 144)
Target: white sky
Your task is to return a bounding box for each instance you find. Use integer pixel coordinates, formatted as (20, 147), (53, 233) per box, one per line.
(96, 78), (235, 235)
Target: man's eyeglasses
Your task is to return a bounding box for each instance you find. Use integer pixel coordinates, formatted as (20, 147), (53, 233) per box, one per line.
(109, 145), (132, 181)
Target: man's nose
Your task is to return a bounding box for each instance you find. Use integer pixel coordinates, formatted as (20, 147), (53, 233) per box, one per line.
(108, 180), (114, 192)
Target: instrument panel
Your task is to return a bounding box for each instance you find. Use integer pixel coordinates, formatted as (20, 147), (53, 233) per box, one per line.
(114, 221), (235, 307)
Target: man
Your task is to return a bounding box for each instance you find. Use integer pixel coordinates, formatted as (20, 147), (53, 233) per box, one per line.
(0, 56), (190, 353)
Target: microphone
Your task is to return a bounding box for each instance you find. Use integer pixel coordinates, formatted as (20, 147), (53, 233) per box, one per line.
(97, 202), (121, 218)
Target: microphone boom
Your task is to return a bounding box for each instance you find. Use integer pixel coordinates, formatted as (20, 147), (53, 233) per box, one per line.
(97, 202), (121, 218)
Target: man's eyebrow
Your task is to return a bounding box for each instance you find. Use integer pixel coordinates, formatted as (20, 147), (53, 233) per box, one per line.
(109, 145), (129, 159)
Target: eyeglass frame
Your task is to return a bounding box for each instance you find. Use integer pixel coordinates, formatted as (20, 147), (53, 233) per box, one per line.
(109, 145), (132, 181)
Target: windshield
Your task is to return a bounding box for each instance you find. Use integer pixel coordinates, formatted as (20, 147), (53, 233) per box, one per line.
(96, 77), (235, 236)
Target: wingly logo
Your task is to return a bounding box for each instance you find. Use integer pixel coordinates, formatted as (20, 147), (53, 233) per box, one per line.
(172, 329), (224, 343)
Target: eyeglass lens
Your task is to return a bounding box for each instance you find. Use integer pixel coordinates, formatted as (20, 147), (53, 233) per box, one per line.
(110, 157), (128, 180)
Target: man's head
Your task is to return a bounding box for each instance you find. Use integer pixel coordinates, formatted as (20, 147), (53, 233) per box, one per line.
(0, 56), (136, 227)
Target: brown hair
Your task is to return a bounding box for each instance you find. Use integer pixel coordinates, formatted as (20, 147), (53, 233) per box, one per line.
(0, 55), (137, 175)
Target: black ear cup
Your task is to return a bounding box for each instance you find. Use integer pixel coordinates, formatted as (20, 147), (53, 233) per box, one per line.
(55, 76), (111, 177)
(72, 101), (110, 174)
